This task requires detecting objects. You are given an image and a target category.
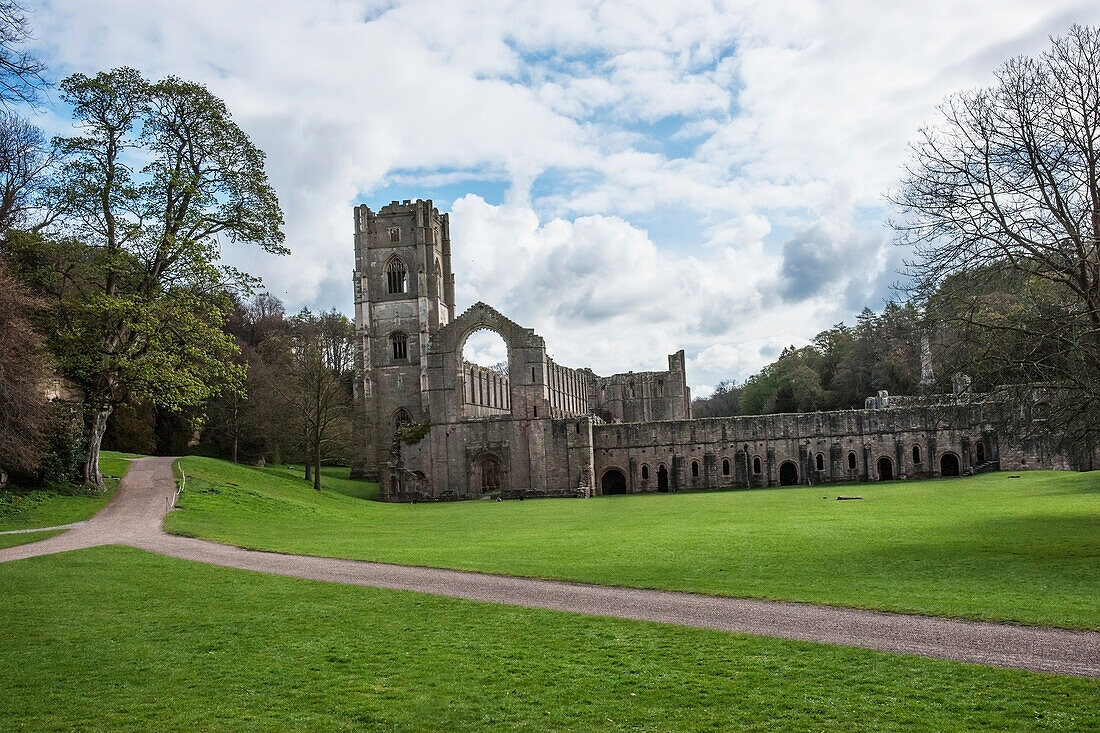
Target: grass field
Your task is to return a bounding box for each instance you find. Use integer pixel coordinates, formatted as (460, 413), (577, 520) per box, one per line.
(1, 546), (1095, 732)
(166, 457), (1100, 629)
(0, 451), (139, 538)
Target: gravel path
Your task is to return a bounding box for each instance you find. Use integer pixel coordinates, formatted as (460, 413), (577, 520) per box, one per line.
(2, 456), (1098, 679)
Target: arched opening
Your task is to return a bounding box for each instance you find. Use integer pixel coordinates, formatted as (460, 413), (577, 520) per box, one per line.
(691, 460), (699, 478)
(847, 451), (857, 470)
(601, 468), (627, 495)
(434, 259), (443, 299)
(461, 328), (510, 417)
(722, 458), (730, 476)
(641, 464), (649, 481)
(976, 441), (986, 463)
(815, 453), (825, 471)
(753, 456), (762, 474)
(657, 464), (669, 492)
(877, 456), (894, 480)
(940, 453), (960, 477)
(479, 455), (503, 493)
(384, 255), (408, 294)
(779, 461), (798, 486)
(393, 408), (412, 434)
(390, 331), (408, 360)
(912, 445), (922, 464)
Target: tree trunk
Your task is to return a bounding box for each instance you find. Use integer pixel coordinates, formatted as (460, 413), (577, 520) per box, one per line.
(314, 442), (322, 492)
(304, 460), (311, 483)
(231, 434), (238, 464)
(82, 404), (112, 492)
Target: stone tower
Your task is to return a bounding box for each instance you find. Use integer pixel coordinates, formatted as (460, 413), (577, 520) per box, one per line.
(352, 199), (455, 474)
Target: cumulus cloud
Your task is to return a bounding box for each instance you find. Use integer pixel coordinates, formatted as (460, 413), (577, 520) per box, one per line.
(24, 0), (1100, 387)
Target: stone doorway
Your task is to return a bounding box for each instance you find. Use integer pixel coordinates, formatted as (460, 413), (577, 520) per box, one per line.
(877, 456), (894, 480)
(656, 464), (669, 492)
(779, 461), (798, 486)
(601, 468), (627, 495)
(976, 441), (986, 463)
(940, 453), (960, 477)
(480, 455), (503, 493)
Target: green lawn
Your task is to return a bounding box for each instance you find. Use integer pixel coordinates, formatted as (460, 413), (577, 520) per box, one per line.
(166, 458), (1100, 629)
(0, 450), (140, 535)
(261, 463), (380, 500)
(0, 529), (61, 549)
(1, 546), (1094, 732)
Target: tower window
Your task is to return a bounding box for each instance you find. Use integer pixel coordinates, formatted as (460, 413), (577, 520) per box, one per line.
(388, 226), (400, 243)
(384, 255), (408, 294)
(390, 332), (408, 360)
(393, 408), (412, 432)
(435, 260), (443, 299)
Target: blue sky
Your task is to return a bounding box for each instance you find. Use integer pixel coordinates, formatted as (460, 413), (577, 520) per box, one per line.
(22, 0), (1100, 395)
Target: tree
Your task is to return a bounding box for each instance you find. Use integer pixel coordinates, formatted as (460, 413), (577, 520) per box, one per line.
(0, 111), (49, 231)
(893, 25), (1100, 453)
(282, 310), (355, 491)
(37, 67), (284, 489)
(0, 259), (53, 476)
(0, 1), (46, 108)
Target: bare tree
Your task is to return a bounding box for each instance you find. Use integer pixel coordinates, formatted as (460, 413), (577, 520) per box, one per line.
(0, 259), (52, 475)
(893, 24), (1100, 455)
(282, 309), (355, 491)
(0, 1), (46, 107)
(0, 110), (49, 231)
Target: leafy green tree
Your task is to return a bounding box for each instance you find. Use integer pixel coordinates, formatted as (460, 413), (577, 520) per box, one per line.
(35, 67), (284, 489)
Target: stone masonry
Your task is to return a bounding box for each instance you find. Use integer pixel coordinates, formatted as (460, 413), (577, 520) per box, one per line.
(354, 200), (1076, 501)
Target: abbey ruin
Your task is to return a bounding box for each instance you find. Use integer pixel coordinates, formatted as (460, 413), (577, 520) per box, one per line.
(353, 199), (1070, 501)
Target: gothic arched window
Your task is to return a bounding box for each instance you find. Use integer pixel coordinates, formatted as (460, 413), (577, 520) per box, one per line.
(390, 331), (408, 360)
(384, 255), (408, 294)
(435, 260), (443, 299)
(393, 408), (412, 432)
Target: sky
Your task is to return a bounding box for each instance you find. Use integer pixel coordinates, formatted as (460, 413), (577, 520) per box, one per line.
(23, 0), (1100, 396)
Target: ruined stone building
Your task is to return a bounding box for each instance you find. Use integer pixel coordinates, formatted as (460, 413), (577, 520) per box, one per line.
(353, 199), (1069, 502)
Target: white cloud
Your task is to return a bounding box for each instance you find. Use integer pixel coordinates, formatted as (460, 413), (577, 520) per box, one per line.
(24, 0), (1100, 386)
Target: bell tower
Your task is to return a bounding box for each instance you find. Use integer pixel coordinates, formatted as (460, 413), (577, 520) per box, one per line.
(352, 199), (455, 474)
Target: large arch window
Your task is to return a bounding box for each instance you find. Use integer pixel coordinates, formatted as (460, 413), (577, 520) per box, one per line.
(435, 260), (443, 299)
(384, 255), (408, 294)
(390, 331), (408, 360)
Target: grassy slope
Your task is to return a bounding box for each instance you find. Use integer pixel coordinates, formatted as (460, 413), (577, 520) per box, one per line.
(1, 546), (1095, 732)
(167, 457), (1100, 629)
(0, 451), (140, 538)
(0, 529), (61, 549)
